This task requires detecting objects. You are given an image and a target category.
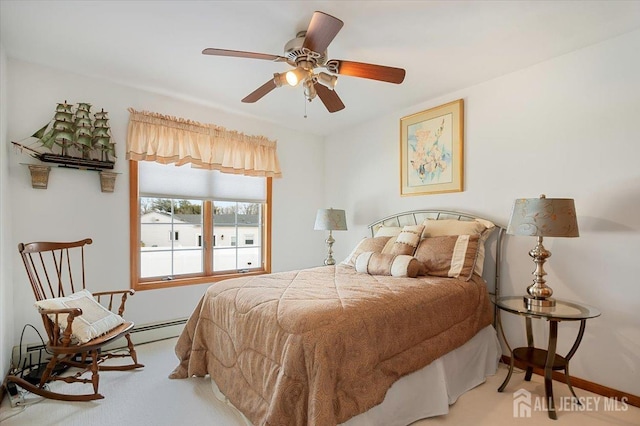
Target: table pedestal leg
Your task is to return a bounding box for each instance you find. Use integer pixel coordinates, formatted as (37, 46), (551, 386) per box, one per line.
(545, 320), (558, 420)
(498, 353), (515, 392)
(525, 317), (534, 381)
(563, 319), (587, 405)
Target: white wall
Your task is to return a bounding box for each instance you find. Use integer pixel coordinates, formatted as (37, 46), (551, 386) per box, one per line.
(0, 43), (14, 382)
(5, 59), (327, 346)
(4, 30), (638, 398)
(325, 30), (640, 396)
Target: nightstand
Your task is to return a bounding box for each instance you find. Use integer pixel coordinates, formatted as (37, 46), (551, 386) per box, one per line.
(493, 296), (600, 420)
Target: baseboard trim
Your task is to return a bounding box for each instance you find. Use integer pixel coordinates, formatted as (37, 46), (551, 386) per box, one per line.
(103, 317), (187, 351)
(500, 355), (640, 408)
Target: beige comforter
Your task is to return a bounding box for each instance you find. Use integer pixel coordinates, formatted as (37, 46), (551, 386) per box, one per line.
(170, 265), (492, 426)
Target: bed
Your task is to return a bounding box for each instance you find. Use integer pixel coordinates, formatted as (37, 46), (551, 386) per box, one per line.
(170, 210), (505, 426)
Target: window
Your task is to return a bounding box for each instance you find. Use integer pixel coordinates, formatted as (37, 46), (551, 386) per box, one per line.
(130, 161), (272, 290)
(213, 202), (261, 272)
(140, 198), (202, 279)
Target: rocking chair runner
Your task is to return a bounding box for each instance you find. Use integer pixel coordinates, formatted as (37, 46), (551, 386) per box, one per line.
(7, 238), (143, 401)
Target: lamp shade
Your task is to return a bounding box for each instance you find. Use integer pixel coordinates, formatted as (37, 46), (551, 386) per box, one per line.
(316, 72), (338, 90)
(286, 67), (307, 86)
(507, 195), (579, 237)
(314, 208), (347, 231)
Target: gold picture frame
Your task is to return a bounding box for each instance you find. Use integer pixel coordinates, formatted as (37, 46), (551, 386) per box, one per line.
(400, 99), (464, 196)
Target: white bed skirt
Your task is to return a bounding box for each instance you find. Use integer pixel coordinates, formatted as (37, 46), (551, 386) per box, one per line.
(210, 325), (501, 426)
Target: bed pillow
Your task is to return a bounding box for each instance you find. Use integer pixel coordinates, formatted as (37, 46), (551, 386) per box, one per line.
(373, 226), (403, 237)
(474, 226), (496, 276)
(421, 218), (495, 276)
(421, 218), (490, 238)
(34, 289), (125, 344)
(355, 252), (422, 278)
(382, 224), (425, 256)
(414, 234), (481, 281)
(341, 236), (393, 267)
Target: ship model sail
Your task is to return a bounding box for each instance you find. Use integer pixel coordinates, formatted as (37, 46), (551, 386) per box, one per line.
(12, 101), (116, 170)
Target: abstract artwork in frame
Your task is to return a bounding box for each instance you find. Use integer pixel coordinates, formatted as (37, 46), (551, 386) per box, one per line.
(400, 99), (464, 196)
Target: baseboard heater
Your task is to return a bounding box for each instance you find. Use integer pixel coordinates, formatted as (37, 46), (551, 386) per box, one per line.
(103, 317), (188, 351)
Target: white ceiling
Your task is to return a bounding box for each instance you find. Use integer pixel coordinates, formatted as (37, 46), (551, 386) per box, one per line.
(2, 1), (640, 136)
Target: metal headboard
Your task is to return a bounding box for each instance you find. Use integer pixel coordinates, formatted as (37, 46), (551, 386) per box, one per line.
(367, 210), (506, 324)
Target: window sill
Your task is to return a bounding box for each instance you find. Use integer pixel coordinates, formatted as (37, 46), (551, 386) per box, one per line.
(133, 269), (269, 291)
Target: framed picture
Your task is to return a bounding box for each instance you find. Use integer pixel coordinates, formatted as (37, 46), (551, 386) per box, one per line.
(400, 99), (464, 196)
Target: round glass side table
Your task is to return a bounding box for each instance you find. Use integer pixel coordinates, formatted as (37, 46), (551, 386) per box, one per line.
(493, 296), (600, 420)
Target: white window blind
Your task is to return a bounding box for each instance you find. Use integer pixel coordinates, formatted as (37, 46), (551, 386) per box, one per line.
(138, 161), (266, 202)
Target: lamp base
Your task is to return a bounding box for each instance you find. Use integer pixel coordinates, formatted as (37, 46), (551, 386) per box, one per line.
(323, 230), (336, 266)
(524, 295), (556, 309)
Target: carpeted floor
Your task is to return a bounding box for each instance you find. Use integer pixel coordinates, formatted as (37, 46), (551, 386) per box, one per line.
(1, 338), (638, 425)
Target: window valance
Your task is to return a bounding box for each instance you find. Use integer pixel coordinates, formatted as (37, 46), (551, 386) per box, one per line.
(126, 108), (282, 178)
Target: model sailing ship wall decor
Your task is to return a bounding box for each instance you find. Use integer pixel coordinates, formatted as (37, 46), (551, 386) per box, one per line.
(12, 101), (118, 192)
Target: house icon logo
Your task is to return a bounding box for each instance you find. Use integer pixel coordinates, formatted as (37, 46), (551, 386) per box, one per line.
(513, 388), (532, 418)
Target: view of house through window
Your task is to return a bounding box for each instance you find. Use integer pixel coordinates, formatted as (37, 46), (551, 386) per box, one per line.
(139, 197), (264, 280)
(212, 201), (262, 272)
(140, 198), (204, 278)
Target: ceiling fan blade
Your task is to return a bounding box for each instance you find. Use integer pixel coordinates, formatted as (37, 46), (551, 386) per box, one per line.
(202, 48), (286, 62)
(242, 78), (278, 103)
(302, 11), (344, 54)
(328, 60), (406, 84)
(315, 83), (345, 113)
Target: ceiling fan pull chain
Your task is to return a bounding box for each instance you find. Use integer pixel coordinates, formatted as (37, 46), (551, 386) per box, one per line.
(304, 92), (308, 119)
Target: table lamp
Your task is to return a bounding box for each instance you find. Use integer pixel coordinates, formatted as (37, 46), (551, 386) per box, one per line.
(506, 194), (579, 308)
(314, 208), (347, 265)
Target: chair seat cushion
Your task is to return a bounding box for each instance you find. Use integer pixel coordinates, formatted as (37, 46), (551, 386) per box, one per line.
(35, 289), (125, 344)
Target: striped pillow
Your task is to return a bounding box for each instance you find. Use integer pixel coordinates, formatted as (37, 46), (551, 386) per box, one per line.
(341, 236), (392, 267)
(420, 218), (495, 276)
(414, 234), (481, 281)
(382, 224), (425, 256)
(355, 252), (422, 278)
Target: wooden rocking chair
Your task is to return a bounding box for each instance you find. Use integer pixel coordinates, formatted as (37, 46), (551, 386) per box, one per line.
(7, 238), (143, 401)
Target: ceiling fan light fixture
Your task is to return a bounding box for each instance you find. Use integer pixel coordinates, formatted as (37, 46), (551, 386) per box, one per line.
(304, 79), (317, 101)
(316, 72), (338, 90)
(273, 72), (289, 87)
(286, 67), (307, 86)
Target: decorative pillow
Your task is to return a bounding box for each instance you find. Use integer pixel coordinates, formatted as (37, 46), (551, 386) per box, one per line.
(474, 226), (496, 276)
(373, 226), (403, 237)
(421, 218), (495, 276)
(34, 289), (125, 344)
(341, 236), (392, 267)
(421, 218), (489, 238)
(414, 234), (481, 281)
(355, 252), (422, 278)
(382, 224), (425, 256)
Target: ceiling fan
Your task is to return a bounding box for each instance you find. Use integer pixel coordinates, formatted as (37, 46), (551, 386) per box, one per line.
(202, 11), (406, 113)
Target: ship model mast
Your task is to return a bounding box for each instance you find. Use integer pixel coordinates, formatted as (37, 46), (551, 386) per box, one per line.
(12, 101), (116, 170)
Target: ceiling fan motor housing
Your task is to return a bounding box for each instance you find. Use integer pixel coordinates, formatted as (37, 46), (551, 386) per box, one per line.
(284, 32), (327, 68)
